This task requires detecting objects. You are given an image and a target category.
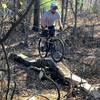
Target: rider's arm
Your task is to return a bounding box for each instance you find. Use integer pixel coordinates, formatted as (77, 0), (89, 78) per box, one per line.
(58, 19), (63, 31)
(41, 14), (47, 30)
(56, 12), (63, 31)
(41, 18), (45, 28)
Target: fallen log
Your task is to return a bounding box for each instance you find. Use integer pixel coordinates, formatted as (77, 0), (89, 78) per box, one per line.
(9, 53), (100, 99)
(9, 53), (65, 83)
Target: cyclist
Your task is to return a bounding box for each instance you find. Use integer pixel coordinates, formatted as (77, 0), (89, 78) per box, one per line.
(40, 3), (63, 52)
(41, 3), (63, 37)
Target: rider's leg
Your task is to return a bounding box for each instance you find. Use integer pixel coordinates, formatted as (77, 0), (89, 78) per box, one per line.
(48, 26), (55, 50)
(40, 30), (49, 52)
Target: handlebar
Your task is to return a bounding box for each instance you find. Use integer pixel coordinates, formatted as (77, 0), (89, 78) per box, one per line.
(32, 26), (65, 32)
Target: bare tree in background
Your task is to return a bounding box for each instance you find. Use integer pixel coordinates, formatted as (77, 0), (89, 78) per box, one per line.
(63, 0), (69, 27)
(61, 0), (65, 26)
(13, 0), (16, 22)
(33, 0), (40, 31)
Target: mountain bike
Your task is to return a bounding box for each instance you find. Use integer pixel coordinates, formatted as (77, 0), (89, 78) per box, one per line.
(38, 29), (64, 62)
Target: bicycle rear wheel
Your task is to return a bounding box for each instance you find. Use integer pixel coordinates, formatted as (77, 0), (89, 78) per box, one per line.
(51, 39), (64, 62)
(38, 38), (48, 58)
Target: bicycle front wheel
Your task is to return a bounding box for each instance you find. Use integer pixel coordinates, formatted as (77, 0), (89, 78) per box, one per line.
(38, 39), (48, 58)
(51, 39), (64, 62)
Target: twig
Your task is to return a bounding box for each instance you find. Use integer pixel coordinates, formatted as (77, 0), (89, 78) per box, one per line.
(63, 85), (73, 99)
(37, 95), (50, 100)
(69, 0), (75, 16)
(10, 81), (16, 100)
(42, 68), (61, 100)
(0, 69), (7, 72)
(1, 42), (11, 100)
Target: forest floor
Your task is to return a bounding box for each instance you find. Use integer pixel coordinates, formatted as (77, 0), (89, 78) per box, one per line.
(0, 15), (100, 100)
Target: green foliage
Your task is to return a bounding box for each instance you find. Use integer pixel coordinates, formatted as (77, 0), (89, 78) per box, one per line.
(40, 0), (55, 9)
(92, 3), (98, 13)
(40, 0), (61, 11)
(77, 0), (84, 10)
(92, 8), (97, 13)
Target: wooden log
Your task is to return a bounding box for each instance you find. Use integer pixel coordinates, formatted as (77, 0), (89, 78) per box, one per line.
(9, 53), (65, 83)
(9, 53), (100, 99)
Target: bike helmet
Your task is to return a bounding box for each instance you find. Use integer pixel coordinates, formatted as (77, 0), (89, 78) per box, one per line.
(50, 3), (58, 10)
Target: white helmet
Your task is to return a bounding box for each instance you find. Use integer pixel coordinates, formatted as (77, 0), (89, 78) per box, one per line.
(50, 3), (58, 10)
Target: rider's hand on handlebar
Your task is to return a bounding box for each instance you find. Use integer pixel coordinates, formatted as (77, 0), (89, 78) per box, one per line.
(41, 26), (47, 30)
(58, 26), (63, 32)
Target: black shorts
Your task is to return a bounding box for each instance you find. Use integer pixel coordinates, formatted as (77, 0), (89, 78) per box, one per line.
(41, 26), (55, 37)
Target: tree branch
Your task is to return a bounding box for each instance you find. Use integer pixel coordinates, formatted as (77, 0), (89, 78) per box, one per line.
(42, 68), (61, 100)
(10, 81), (16, 100)
(1, 43), (11, 100)
(0, 0), (34, 44)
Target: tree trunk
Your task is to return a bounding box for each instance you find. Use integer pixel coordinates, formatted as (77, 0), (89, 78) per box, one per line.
(13, 0), (16, 22)
(63, 0), (69, 28)
(73, 0), (78, 47)
(61, 0), (65, 26)
(33, 0), (40, 31)
(24, 0), (32, 45)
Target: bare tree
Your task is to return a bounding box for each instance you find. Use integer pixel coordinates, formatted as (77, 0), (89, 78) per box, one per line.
(63, 0), (69, 27)
(61, 0), (65, 26)
(33, 0), (40, 31)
